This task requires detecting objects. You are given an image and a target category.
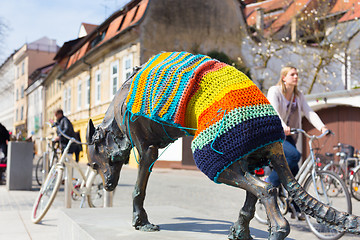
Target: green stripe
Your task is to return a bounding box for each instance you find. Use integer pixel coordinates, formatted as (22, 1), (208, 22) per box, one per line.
(191, 104), (278, 151)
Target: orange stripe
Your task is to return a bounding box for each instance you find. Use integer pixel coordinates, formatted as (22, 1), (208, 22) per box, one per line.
(192, 85), (270, 137)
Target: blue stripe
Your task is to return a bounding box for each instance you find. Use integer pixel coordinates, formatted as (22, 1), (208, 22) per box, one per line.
(192, 116), (285, 181)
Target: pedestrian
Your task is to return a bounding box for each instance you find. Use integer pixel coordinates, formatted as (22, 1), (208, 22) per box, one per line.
(0, 123), (10, 160)
(54, 109), (81, 162)
(266, 66), (329, 220)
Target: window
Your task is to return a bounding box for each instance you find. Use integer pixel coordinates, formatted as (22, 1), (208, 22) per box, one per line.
(63, 88), (68, 113)
(16, 109), (18, 121)
(95, 70), (101, 105)
(85, 76), (90, 107)
(21, 85), (24, 98)
(63, 87), (71, 114)
(16, 89), (19, 101)
(21, 61), (25, 75)
(90, 31), (106, 48)
(20, 106), (24, 120)
(67, 87), (71, 114)
(110, 61), (119, 98)
(123, 54), (133, 82)
(77, 81), (82, 110)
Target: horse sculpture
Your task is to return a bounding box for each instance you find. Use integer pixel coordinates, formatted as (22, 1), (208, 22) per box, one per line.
(86, 52), (360, 239)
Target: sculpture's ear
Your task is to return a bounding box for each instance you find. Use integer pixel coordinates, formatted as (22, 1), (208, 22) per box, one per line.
(86, 119), (96, 144)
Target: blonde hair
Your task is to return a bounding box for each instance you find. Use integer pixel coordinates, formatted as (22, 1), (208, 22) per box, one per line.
(276, 66), (299, 96)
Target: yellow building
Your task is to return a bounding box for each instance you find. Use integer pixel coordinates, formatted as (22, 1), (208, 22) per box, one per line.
(43, 0), (245, 166)
(13, 37), (58, 138)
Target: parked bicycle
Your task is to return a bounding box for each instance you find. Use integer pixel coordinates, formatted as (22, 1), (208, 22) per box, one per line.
(255, 129), (352, 240)
(31, 123), (105, 224)
(323, 143), (360, 201)
(34, 136), (60, 186)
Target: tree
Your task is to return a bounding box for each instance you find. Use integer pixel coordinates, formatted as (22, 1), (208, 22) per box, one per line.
(0, 17), (9, 63)
(242, 0), (360, 94)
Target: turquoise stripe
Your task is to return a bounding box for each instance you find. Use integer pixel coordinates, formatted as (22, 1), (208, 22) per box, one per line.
(164, 57), (213, 122)
(127, 53), (162, 109)
(146, 52), (183, 114)
(191, 104), (278, 151)
(161, 55), (210, 122)
(150, 52), (191, 115)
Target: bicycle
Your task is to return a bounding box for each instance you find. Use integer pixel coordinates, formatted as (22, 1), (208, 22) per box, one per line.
(31, 124), (105, 224)
(255, 129), (352, 240)
(322, 143), (360, 201)
(350, 161), (360, 201)
(34, 137), (60, 186)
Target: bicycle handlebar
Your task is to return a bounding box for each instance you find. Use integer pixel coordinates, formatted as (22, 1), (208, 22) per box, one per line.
(290, 128), (333, 139)
(50, 122), (88, 146)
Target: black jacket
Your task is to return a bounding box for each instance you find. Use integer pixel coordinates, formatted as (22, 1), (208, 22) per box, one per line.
(55, 115), (81, 154)
(56, 116), (75, 147)
(0, 123), (10, 145)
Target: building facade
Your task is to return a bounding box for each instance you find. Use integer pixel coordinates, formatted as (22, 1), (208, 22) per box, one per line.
(13, 37), (58, 138)
(0, 54), (15, 133)
(43, 0), (247, 166)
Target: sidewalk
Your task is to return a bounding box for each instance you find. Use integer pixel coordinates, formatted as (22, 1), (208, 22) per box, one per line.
(1, 165), (360, 239)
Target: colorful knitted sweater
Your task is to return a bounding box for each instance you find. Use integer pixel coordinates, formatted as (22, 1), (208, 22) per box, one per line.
(126, 52), (284, 182)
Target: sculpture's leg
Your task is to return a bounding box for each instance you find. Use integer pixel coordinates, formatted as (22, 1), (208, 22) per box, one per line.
(228, 191), (257, 240)
(217, 161), (290, 240)
(132, 145), (160, 231)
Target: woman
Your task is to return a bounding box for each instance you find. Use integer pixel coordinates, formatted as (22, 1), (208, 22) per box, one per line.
(267, 66), (328, 219)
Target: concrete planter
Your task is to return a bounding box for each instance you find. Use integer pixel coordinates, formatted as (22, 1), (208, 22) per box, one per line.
(6, 141), (34, 190)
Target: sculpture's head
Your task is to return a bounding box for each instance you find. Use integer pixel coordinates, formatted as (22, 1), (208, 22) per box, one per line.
(86, 119), (131, 191)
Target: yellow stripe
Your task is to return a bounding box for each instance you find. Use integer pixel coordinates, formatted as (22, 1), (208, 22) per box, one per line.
(185, 65), (253, 128)
(130, 52), (173, 113)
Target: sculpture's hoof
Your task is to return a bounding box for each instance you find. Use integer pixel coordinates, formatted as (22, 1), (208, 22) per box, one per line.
(135, 223), (160, 232)
(228, 225), (253, 240)
(268, 227), (290, 240)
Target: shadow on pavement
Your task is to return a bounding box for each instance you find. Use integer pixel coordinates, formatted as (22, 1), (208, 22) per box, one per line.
(160, 216), (280, 239)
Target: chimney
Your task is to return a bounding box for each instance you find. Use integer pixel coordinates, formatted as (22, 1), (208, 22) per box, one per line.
(256, 8), (264, 33)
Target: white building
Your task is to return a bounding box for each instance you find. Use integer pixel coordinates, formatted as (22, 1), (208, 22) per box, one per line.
(0, 54), (15, 133)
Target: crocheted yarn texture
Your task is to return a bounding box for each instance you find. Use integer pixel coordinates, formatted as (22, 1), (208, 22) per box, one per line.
(126, 52), (284, 182)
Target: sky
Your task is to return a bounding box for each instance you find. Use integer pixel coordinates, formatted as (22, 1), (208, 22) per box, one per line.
(0, 0), (130, 64)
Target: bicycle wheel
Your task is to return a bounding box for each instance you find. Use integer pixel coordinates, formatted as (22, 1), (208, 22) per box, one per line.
(323, 163), (345, 180)
(87, 172), (104, 208)
(254, 199), (268, 224)
(31, 164), (64, 224)
(254, 194), (288, 225)
(35, 156), (43, 186)
(350, 167), (360, 201)
(304, 170), (351, 240)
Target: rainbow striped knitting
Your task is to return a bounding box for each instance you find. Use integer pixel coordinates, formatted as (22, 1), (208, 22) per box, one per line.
(126, 52), (284, 182)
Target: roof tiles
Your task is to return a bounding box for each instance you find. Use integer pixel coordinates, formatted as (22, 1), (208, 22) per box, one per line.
(65, 0), (149, 69)
(244, 0), (359, 36)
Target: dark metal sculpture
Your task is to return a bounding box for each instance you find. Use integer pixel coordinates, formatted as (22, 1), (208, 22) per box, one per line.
(86, 68), (360, 240)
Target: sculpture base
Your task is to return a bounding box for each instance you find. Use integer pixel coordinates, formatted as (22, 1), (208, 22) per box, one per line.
(58, 206), (237, 240)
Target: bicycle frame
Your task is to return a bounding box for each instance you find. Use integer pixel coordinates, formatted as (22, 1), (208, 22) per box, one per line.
(55, 124), (112, 208)
(293, 129), (333, 201)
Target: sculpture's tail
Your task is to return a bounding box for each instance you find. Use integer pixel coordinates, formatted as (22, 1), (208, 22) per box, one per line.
(270, 143), (360, 234)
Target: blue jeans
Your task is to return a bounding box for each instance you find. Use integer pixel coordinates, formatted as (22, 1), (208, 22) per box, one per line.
(268, 137), (301, 187)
